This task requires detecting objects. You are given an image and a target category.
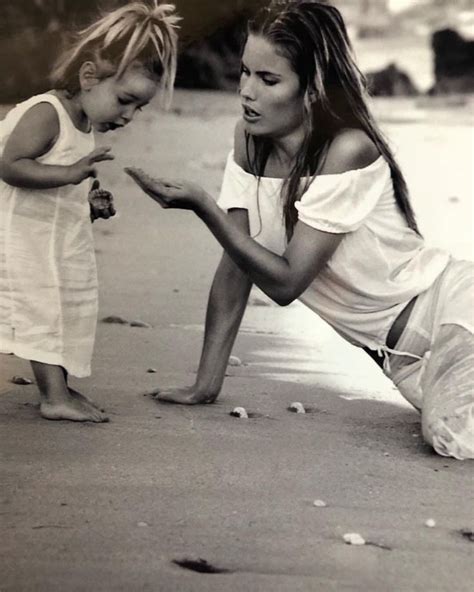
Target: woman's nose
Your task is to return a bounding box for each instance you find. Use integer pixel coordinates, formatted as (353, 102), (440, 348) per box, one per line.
(240, 76), (257, 101)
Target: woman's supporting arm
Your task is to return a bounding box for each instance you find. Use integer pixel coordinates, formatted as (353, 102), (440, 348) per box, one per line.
(155, 209), (252, 404)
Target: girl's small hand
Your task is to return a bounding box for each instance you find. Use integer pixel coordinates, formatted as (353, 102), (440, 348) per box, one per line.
(69, 147), (115, 185)
(89, 179), (116, 221)
(145, 385), (218, 405)
(124, 167), (209, 212)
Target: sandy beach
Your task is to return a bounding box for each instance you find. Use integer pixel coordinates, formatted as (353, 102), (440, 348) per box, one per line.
(1, 90), (473, 591)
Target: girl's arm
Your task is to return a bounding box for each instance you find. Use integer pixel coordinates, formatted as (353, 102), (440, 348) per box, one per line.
(153, 209), (252, 405)
(2, 102), (113, 189)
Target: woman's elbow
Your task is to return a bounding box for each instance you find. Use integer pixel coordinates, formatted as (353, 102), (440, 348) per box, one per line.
(271, 287), (299, 307)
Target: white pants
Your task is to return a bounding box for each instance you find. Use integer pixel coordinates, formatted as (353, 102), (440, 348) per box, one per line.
(385, 258), (474, 460)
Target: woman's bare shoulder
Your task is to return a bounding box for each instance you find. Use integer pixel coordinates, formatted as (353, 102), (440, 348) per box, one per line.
(321, 128), (380, 175)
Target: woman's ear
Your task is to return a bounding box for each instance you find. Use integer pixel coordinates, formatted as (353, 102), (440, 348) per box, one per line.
(79, 61), (100, 91)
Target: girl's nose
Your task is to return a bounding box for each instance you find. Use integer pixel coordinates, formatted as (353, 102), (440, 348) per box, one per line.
(121, 105), (136, 123)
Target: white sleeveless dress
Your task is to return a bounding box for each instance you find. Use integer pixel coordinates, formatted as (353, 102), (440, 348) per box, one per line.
(0, 93), (97, 377)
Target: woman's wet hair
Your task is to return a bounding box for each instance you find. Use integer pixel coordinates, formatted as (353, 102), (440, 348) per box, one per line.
(51, 1), (180, 107)
(245, 0), (420, 239)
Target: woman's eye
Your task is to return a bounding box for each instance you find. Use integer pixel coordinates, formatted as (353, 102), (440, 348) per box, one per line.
(118, 97), (130, 105)
(262, 77), (278, 86)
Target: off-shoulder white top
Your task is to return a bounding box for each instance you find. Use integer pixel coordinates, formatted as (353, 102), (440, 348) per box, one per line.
(217, 150), (449, 351)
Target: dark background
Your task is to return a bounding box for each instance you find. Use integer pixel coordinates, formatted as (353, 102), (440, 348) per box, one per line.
(0, 0), (473, 101)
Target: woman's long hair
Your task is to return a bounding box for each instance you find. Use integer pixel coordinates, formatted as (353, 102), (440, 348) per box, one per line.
(246, 0), (420, 240)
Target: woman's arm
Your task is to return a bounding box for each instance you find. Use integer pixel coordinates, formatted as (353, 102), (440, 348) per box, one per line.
(125, 128), (378, 306)
(2, 103), (113, 189)
(154, 209), (252, 405)
(125, 166), (343, 306)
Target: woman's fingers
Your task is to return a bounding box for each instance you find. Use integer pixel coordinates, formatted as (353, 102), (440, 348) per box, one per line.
(124, 167), (170, 207)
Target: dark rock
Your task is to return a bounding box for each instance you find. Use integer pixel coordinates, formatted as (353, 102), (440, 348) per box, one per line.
(366, 63), (419, 97)
(430, 28), (474, 95)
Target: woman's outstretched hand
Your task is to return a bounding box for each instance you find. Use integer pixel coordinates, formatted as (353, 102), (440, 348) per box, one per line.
(145, 385), (218, 405)
(124, 167), (209, 212)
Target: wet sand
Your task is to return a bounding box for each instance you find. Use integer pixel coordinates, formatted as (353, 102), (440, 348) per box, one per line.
(1, 90), (473, 591)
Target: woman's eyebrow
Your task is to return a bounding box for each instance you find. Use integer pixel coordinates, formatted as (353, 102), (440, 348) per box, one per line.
(242, 61), (281, 78)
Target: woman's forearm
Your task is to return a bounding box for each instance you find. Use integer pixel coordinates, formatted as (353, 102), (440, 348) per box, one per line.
(194, 254), (252, 396)
(198, 198), (295, 305)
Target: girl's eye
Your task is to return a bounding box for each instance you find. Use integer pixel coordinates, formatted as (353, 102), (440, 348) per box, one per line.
(240, 65), (250, 76)
(118, 97), (130, 105)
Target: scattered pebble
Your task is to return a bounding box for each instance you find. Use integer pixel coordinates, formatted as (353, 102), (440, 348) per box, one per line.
(343, 533), (366, 545)
(425, 519), (436, 528)
(288, 402), (306, 414)
(11, 376), (33, 385)
(130, 320), (152, 328)
(249, 296), (271, 307)
(459, 528), (474, 542)
(230, 407), (248, 419)
(101, 315), (128, 325)
(313, 499), (327, 507)
(147, 368), (157, 373)
(137, 521), (149, 527)
(228, 355), (242, 367)
(383, 452), (390, 457)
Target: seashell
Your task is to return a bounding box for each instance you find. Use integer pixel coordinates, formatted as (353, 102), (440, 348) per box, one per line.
(228, 355), (242, 367)
(11, 376), (33, 385)
(130, 320), (153, 328)
(288, 402), (306, 414)
(425, 519), (436, 528)
(343, 533), (366, 545)
(230, 407), (248, 419)
(313, 499), (327, 507)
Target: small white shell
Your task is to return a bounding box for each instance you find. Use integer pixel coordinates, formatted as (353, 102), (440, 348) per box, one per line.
(231, 407), (248, 419)
(425, 519), (436, 528)
(228, 355), (242, 367)
(289, 402), (306, 414)
(313, 499), (327, 507)
(343, 533), (366, 545)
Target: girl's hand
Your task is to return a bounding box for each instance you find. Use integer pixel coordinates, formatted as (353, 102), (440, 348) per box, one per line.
(89, 179), (116, 221)
(69, 147), (115, 185)
(124, 167), (210, 212)
(145, 385), (218, 405)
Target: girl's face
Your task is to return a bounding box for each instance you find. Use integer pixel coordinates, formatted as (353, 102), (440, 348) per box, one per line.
(240, 34), (305, 139)
(80, 64), (159, 132)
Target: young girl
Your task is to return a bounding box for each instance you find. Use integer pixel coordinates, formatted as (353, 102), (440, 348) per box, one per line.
(0, 1), (180, 422)
(126, 0), (473, 459)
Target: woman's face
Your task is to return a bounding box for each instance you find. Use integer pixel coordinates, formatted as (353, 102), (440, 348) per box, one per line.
(240, 34), (305, 139)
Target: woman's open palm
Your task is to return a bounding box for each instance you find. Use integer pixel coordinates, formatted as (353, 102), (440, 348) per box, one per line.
(125, 167), (207, 211)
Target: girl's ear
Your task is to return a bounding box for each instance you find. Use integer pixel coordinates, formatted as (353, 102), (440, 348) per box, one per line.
(79, 61), (100, 91)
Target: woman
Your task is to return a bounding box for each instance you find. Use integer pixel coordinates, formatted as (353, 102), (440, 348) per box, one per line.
(126, 0), (473, 459)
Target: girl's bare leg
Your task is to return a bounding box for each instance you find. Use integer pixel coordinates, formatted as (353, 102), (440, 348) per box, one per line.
(31, 361), (108, 423)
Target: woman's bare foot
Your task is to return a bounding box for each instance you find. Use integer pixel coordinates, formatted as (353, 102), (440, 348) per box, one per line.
(149, 386), (217, 405)
(40, 396), (109, 422)
(68, 387), (106, 412)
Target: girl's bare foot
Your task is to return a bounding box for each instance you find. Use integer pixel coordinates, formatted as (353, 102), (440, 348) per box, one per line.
(68, 387), (106, 412)
(40, 397), (109, 422)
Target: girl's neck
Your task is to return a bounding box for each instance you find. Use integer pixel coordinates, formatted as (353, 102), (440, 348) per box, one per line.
(53, 90), (91, 133)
